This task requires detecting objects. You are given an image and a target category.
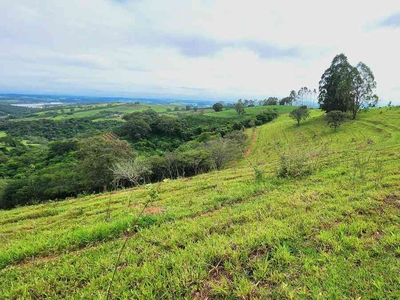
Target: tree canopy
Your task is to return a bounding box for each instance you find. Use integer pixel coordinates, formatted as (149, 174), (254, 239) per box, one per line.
(212, 102), (223, 112)
(318, 53), (378, 119)
(289, 106), (310, 126)
(235, 100), (245, 115)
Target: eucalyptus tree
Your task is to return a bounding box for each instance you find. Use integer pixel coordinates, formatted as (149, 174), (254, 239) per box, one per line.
(318, 53), (378, 119)
(350, 62), (378, 119)
(298, 87), (309, 105)
(318, 54), (354, 112)
(235, 100), (245, 115)
(289, 90), (297, 104)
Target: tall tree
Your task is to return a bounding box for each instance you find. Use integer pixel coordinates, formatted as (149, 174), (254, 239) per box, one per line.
(319, 54), (378, 119)
(266, 97), (278, 105)
(350, 62), (378, 119)
(298, 87), (309, 106)
(318, 54), (355, 113)
(289, 90), (297, 105)
(235, 100), (245, 115)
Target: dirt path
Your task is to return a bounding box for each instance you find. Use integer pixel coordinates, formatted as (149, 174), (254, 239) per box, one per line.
(245, 129), (258, 156)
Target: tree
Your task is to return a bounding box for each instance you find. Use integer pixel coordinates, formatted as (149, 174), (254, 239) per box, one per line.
(77, 137), (134, 191)
(279, 97), (291, 105)
(47, 140), (78, 159)
(298, 87), (309, 106)
(289, 106), (310, 126)
(204, 138), (241, 170)
(212, 102), (223, 112)
(235, 100), (245, 115)
(326, 110), (346, 131)
(350, 62), (378, 119)
(319, 54), (354, 113)
(318, 54), (377, 119)
(123, 119), (151, 140)
(112, 157), (152, 187)
(289, 90), (297, 104)
(266, 97), (278, 105)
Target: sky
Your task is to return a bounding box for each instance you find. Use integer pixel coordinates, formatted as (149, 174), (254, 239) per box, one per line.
(1, 0), (399, 104)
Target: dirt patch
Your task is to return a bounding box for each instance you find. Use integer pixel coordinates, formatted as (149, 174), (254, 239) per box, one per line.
(144, 206), (165, 215)
(383, 193), (400, 208)
(192, 265), (231, 300)
(249, 246), (272, 261)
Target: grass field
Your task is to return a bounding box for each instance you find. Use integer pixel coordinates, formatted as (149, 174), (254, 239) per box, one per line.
(0, 107), (399, 299)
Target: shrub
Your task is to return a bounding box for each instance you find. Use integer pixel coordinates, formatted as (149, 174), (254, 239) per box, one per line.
(289, 106), (309, 126)
(326, 110), (346, 131)
(277, 152), (313, 178)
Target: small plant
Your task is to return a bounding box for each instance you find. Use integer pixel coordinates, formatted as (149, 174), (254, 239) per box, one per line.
(348, 149), (375, 181)
(277, 152), (313, 178)
(275, 136), (330, 179)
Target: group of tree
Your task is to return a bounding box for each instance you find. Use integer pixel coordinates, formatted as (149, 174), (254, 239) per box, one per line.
(0, 132), (246, 209)
(1, 118), (121, 140)
(0, 108), (279, 209)
(217, 94), (299, 111)
(318, 53), (378, 119)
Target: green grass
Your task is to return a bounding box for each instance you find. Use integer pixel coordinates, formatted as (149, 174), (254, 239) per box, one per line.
(0, 107), (399, 299)
(0, 131), (6, 138)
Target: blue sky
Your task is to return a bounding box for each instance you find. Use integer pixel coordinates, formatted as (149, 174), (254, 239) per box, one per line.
(1, 0), (399, 103)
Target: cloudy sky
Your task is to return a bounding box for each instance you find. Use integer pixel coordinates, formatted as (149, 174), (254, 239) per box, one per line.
(1, 0), (399, 103)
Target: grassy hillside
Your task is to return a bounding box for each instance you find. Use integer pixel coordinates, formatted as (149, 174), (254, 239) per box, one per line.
(0, 107), (399, 299)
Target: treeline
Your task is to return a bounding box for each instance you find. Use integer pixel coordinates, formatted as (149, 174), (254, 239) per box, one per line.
(0, 104), (36, 118)
(0, 108), (278, 209)
(115, 108), (278, 154)
(0, 133), (244, 209)
(1, 119), (122, 140)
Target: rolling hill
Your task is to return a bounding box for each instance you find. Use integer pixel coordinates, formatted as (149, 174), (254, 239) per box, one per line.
(0, 107), (399, 299)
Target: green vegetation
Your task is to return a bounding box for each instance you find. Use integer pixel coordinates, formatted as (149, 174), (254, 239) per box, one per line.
(319, 53), (378, 119)
(326, 110), (346, 131)
(289, 105), (310, 126)
(0, 105), (283, 209)
(0, 106), (399, 299)
(0, 104), (36, 118)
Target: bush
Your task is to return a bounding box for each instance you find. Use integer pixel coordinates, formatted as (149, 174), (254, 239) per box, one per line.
(277, 153), (313, 178)
(326, 110), (346, 131)
(289, 106), (309, 126)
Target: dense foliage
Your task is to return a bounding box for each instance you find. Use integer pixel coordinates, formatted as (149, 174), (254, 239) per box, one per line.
(318, 53), (378, 119)
(0, 108), (279, 209)
(0, 104), (36, 118)
(3, 119), (121, 140)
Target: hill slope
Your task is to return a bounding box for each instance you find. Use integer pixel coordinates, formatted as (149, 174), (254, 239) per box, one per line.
(0, 108), (399, 299)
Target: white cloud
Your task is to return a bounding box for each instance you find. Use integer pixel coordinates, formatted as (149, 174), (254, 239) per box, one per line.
(0, 0), (399, 104)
